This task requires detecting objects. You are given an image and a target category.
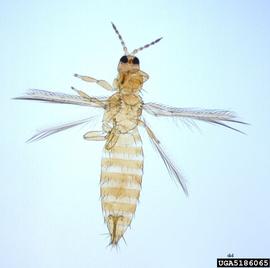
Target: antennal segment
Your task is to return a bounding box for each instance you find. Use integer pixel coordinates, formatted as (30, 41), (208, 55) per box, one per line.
(131, 37), (163, 55)
(111, 22), (129, 55)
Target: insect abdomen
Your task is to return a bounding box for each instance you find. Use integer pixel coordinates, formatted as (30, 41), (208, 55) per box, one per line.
(100, 128), (143, 245)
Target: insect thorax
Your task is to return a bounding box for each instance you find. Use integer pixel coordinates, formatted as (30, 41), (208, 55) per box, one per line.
(103, 92), (142, 134)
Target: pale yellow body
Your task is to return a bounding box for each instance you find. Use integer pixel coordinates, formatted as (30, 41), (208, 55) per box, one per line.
(99, 58), (149, 245)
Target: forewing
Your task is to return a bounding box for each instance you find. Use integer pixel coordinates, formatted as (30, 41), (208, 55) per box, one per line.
(143, 102), (247, 133)
(14, 89), (107, 108)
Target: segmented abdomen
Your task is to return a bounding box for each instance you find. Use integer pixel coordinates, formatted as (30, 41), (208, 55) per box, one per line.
(100, 128), (143, 245)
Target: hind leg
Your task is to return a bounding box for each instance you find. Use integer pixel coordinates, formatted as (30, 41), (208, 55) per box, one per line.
(84, 129), (119, 150)
(84, 131), (106, 141)
(105, 127), (120, 150)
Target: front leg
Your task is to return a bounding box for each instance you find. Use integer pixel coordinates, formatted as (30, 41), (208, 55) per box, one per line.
(74, 73), (114, 91)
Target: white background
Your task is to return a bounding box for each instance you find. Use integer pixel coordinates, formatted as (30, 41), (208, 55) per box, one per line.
(1, 1), (269, 267)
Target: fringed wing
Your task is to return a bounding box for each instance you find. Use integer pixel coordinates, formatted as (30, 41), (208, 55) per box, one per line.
(27, 117), (97, 142)
(143, 120), (188, 195)
(143, 102), (247, 133)
(14, 89), (107, 108)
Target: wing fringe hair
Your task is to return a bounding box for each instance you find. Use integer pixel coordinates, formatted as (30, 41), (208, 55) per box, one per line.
(143, 102), (248, 134)
(143, 120), (188, 195)
(14, 89), (107, 108)
(27, 117), (96, 143)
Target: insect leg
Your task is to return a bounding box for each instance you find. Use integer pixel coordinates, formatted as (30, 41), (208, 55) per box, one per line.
(71, 86), (106, 108)
(83, 131), (106, 141)
(105, 127), (120, 150)
(74, 74), (114, 91)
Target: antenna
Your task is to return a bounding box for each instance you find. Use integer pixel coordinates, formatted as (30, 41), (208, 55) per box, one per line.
(131, 37), (163, 55)
(111, 22), (163, 56)
(111, 22), (129, 55)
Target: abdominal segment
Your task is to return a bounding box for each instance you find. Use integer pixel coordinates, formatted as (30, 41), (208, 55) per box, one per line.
(100, 128), (143, 245)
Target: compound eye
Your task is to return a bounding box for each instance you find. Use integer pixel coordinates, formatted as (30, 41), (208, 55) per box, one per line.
(132, 57), (140, 65)
(120, 55), (128, 63)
